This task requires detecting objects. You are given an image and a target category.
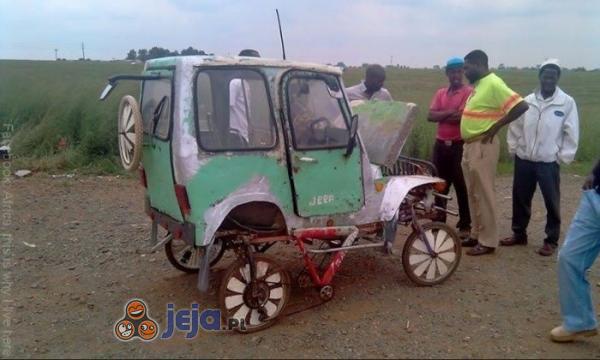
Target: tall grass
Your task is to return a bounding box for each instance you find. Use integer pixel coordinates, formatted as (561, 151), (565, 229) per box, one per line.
(0, 60), (598, 174)
(0, 60), (141, 173)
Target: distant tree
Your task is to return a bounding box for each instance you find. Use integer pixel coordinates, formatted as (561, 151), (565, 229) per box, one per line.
(573, 67), (587, 72)
(148, 47), (170, 59)
(137, 49), (149, 61)
(498, 63), (506, 70)
(126, 49), (137, 60)
(433, 65), (440, 70)
(335, 61), (347, 70)
(180, 46), (206, 56)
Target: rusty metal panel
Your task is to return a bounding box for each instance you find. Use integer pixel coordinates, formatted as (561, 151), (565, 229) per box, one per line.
(351, 100), (418, 168)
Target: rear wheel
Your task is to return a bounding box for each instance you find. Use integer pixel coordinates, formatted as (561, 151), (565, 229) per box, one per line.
(165, 238), (224, 273)
(402, 222), (461, 286)
(219, 255), (290, 333)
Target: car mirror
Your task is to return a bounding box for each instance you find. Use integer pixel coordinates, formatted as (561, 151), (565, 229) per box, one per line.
(99, 82), (115, 101)
(345, 114), (359, 157)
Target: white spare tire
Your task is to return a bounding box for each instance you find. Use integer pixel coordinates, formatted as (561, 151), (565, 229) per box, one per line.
(117, 95), (143, 171)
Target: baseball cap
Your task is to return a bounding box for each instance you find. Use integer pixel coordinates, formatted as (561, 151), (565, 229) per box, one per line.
(539, 58), (561, 75)
(446, 57), (464, 70)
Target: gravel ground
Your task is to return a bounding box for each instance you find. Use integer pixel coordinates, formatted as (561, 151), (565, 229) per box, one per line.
(3, 173), (600, 358)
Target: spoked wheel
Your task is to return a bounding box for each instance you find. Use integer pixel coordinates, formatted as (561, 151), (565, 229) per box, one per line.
(165, 238), (225, 273)
(219, 255), (291, 333)
(402, 222), (461, 286)
(117, 95), (143, 171)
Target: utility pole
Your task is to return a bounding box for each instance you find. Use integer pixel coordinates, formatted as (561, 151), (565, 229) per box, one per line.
(390, 55), (393, 66)
(81, 42), (85, 60)
(54, 49), (58, 60)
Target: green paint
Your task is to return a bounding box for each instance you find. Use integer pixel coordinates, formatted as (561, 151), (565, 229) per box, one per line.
(290, 148), (364, 216)
(145, 57), (178, 69)
(185, 154), (294, 245)
(142, 135), (184, 222)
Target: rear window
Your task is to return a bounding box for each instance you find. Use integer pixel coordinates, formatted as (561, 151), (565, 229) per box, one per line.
(141, 78), (172, 139)
(195, 69), (276, 151)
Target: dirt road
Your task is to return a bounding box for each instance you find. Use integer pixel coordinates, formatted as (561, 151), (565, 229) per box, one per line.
(3, 174), (600, 358)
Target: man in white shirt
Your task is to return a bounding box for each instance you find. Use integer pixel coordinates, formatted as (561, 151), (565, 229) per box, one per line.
(229, 49), (260, 145)
(345, 64), (393, 102)
(502, 59), (579, 256)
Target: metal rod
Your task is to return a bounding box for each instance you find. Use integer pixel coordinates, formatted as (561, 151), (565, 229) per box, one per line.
(150, 233), (173, 252)
(276, 9), (286, 60)
(433, 192), (452, 200)
(307, 241), (384, 254)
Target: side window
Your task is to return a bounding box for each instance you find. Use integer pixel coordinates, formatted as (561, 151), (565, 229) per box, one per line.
(195, 69), (276, 151)
(287, 76), (349, 150)
(141, 79), (171, 139)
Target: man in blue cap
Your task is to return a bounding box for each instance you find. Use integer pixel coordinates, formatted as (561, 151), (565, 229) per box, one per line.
(427, 57), (473, 238)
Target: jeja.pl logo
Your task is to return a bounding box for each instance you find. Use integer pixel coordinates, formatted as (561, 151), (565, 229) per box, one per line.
(114, 299), (159, 341)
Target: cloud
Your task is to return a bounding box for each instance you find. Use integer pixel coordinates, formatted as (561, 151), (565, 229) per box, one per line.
(0, 0), (598, 68)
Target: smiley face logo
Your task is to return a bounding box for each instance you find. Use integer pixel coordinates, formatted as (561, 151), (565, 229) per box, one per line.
(114, 298), (159, 342)
(138, 319), (158, 341)
(126, 300), (146, 320)
(115, 319), (134, 340)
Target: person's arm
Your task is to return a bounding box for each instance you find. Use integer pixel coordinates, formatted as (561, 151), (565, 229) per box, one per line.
(427, 89), (458, 123)
(427, 109), (458, 123)
(482, 100), (529, 144)
(506, 113), (525, 156)
(557, 100), (580, 164)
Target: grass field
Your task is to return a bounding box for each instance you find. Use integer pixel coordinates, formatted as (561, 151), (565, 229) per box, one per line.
(0, 60), (598, 174)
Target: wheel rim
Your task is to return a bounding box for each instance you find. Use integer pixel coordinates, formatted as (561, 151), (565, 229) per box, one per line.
(169, 238), (222, 270)
(407, 227), (458, 283)
(118, 101), (138, 167)
(223, 259), (288, 329)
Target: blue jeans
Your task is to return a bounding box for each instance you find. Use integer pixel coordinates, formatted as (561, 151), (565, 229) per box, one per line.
(558, 190), (600, 332)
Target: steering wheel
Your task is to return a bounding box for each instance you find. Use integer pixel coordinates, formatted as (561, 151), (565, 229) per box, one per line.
(308, 117), (332, 145)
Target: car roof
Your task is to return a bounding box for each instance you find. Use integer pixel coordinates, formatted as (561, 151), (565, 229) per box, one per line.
(145, 55), (343, 75)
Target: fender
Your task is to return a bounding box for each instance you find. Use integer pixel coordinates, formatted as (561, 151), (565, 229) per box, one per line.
(200, 176), (291, 246)
(379, 175), (444, 221)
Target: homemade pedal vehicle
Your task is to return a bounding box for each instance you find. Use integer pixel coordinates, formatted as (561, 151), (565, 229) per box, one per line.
(100, 55), (461, 332)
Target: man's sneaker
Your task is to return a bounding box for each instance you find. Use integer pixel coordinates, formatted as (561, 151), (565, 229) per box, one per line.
(550, 325), (597, 342)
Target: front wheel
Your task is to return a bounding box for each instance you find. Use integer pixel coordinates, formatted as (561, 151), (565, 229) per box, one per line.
(218, 255), (291, 333)
(402, 222), (461, 286)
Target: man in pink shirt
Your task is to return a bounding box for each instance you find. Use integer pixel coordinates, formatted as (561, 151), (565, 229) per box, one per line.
(428, 57), (473, 238)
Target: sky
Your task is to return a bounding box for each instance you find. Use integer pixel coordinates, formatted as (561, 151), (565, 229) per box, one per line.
(1, 0), (599, 69)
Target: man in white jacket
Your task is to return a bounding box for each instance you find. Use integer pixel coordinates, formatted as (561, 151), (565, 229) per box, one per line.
(502, 59), (579, 256)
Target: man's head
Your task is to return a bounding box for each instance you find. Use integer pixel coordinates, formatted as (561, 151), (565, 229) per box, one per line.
(445, 57), (465, 88)
(364, 64), (386, 94)
(463, 50), (489, 84)
(539, 59), (561, 95)
(238, 49), (261, 57)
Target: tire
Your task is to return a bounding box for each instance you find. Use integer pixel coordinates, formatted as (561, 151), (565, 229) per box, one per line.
(402, 222), (461, 286)
(117, 95), (143, 171)
(218, 255), (291, 333)
(165, 238), (225, 273)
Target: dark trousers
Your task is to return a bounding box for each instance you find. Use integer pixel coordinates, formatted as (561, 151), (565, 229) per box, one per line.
(432, 140), (471, 230)
(512, 156), (561, 246)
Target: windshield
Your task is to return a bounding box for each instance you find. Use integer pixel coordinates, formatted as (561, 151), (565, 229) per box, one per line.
(286, 73), (349, 150)
(195, 69), (276, 151)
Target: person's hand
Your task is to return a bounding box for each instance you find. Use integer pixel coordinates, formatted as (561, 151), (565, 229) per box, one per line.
(583, 174), (595, 190)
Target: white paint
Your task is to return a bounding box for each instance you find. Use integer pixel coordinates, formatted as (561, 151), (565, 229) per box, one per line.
(308, 194), (335, 206)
